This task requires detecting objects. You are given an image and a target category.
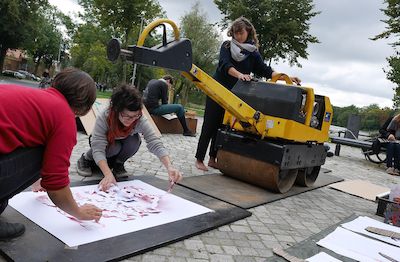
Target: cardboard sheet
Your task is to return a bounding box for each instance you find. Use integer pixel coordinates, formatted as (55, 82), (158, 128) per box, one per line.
(329, 180), (390, 201)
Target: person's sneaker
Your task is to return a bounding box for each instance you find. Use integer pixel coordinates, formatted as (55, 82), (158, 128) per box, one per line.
(112, 162), (127, 176)
(183, 130), (196, 137)
(76, 154), (93, 177)
(326, 151), (334, 157)
(386, 167), (396, 175)
(0, 221), (25, 241)
(393, 168), (400, 176)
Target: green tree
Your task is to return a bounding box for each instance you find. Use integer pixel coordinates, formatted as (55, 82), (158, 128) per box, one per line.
(214, 0), (319, 67)
(372, 0), (400, 107)
(332, 105), (359, 127)
(79, 0), (163, 47)
(172, 2), (221, 105)
(332, 104), (394, 131)
(26, 6), (64, 74)
(0, 0), (47, 71)
(79, 0), (164, 82)
(70, 23), (116, 84)
(82, 42), (112, 82)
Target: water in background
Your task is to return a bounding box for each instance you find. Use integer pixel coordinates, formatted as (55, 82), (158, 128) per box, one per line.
(329, 125), (374, 139)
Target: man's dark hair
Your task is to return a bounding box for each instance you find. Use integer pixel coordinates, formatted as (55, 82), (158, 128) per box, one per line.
(52, 67), (96, 116)
(110, 85), (143, 112)
(162, 75), (174, 85)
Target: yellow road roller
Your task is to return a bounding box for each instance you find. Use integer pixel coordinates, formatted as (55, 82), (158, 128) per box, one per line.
(107, 19), (333, 193)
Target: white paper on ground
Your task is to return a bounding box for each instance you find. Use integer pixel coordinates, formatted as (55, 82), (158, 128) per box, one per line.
(317, 227), (400, 262)
(9, 180), (213, 247)
(306, 252), (343, 262)
(341, 216), (400, 247)
(161, 113), (177, 120)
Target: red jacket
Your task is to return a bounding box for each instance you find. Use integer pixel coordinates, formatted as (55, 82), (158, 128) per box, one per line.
(0, 84), (76, 190)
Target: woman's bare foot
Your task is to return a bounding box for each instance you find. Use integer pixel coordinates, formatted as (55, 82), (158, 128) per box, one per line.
(195, 160), (209, 171)
(208, 157), (218, 169)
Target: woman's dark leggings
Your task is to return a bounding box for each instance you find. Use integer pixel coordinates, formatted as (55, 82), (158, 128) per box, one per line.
(386, 142), (400, 169)
(195, 97), (225, 161)
(85, 134), (141, 165)
(0, 147), (43, 215)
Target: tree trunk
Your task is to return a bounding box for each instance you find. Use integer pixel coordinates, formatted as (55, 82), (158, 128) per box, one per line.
(173, 81), (183, 103)
(0, 47), (8, 72)
(137, 72), (142, 90)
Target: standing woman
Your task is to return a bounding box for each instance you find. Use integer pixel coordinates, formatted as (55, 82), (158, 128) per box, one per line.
(195, 17), (301, 171)
(77, 85), (182, 190)
(386, 114), (400, 176)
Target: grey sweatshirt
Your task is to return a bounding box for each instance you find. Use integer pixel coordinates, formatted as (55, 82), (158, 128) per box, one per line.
(91, 109), (168, 164)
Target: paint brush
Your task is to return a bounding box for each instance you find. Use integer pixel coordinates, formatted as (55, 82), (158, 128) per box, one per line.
(167, 180), (175, 193)
(379, 252), (400, 262)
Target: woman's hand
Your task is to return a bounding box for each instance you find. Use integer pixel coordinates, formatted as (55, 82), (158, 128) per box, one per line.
(32, 178), (46, 192)
(238, 73), (252, 81)
(388, 134), (396, 141)
(167, 165), (183, 184)
(290, 76), (301, 85)
(99, 175), (117, 191)
(77, 204), (102, 222)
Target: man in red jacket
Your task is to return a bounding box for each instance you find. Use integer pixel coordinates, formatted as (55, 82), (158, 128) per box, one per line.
(0, 67), (102, 241)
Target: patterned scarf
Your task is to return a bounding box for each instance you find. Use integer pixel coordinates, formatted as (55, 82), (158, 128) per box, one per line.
(106, 110), (138, 144)
(230, 39), (257, 62)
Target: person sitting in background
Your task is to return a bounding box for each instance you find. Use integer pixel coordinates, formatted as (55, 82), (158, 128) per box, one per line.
(0, 68), (102, 241)
(76, 85), (183, 191)
(39, 69), (51, 89)
(386, 114), (400, 176)
(143, 75), (195, 137)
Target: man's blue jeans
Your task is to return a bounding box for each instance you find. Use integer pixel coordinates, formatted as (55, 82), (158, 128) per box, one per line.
(386, 142), (400, 169)
(150, 104), (185, 118)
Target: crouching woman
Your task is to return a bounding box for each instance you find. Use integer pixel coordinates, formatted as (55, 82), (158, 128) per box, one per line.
(77, 85), (182, 190)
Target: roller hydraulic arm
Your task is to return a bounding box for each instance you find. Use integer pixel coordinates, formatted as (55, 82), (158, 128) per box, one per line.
(107, 19), (332, 143)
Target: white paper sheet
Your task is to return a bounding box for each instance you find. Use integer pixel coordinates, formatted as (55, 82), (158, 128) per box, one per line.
(9, 180), (213, 247)
(161, 113), (177, 120)
(317, 227), (400, 262)
(341, 216), (400, 247)
(306, 252), (342, 262)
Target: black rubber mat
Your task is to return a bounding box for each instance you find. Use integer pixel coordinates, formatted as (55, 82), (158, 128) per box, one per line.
(179, 171), (342, 209)
(0, 176), (251, 262)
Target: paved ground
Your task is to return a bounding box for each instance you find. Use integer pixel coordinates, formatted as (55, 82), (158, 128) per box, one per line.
(65, 119), (398, 262)
(3, 79), (397, 261)
(0, 77), (40, 88)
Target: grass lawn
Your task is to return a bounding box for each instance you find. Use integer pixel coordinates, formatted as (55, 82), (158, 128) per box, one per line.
(96, 90), (113, 98)
(95, 91), (205, 117)
(186, 102), (205, 117)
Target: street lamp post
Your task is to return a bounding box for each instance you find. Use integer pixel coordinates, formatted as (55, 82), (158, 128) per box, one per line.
(55, 37), (62, 73)
(131, 16), (145, 85)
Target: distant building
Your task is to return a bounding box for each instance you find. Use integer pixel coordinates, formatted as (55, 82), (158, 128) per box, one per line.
(3, 49), (28, 71)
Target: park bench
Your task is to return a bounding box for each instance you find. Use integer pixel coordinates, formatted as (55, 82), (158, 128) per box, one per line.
(330, 132), (386, 164)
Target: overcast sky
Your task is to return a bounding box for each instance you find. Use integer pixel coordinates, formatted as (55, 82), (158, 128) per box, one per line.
(50, 0), (397, 108)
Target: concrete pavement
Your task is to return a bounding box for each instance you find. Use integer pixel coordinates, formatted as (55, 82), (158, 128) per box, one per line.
(65, 119), (398, 262)
(3, 78), (396, 261)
